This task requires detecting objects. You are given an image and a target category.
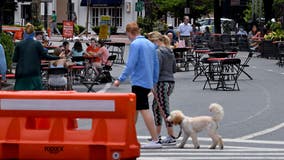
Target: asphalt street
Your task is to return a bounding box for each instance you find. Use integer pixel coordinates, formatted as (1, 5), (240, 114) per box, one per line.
(5, 38), (284, 159)
(76, 51), (284, 159)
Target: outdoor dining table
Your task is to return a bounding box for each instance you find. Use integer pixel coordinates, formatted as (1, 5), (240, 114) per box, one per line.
(192, 51), (237, 82)
(208, 51), (237, 58)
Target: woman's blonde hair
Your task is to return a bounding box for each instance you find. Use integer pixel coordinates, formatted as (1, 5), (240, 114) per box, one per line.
(25, 23), (34, 34)
(160, 35), (171, 48)
(147, 31), (161, 42)
(148, 31), (171, 48)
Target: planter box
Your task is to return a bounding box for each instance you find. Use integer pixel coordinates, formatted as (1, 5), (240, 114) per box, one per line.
(261, 40), (277, 58)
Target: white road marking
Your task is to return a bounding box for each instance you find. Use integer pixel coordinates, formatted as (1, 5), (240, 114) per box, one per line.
(236, 122), (284, 140)
(97, 82), (112, 93)
(223, 82), (271, 127)
(141, 153), (284, 156)
(138, 136), (284, 145)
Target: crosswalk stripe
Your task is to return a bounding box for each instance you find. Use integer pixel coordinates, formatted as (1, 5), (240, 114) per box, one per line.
(141, 153), (284, 156)
(138, 136), (284, 160)
(138, 136), (284, 145)
(141, 148), (284, 152)
(138, 157), (284, 160)
(236, 122), (284, 140)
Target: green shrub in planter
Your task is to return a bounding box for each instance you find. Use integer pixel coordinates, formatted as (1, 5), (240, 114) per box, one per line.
(74, 24), (80, 35)
(57, 23), (63, 34)
(0, 33), (15, 72)
(92, 26), (100, 34)
(92, 26), (117, 35)
(57, 24), (84, 35)
(264, 30), (284, 41)
(34, 24), (44, 32)
(77, 25), (86, 34)
(110, 26), (117, 35)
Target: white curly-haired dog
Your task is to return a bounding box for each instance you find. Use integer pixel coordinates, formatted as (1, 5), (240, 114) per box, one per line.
(167, 103), (224, 149)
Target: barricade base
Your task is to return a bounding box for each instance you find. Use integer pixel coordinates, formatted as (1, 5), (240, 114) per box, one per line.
(0, 117), (140, 160)
(0, 143), (140, 160)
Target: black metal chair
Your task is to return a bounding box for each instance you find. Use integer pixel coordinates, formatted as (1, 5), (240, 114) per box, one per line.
(173, 48), (191, 71)
(100, 55), (117, 83)
(275, 42), (284, 67)
(236, 35), (250, 52)
(216, 58), (241, 91)
(81, 55), (117, 92)
(237, 51), (254, 80)
(203, 58), (241, 91)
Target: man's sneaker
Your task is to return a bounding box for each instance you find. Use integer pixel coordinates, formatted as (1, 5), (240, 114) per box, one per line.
(161, 136), (176, 145)
(141, 140), (162, 149)
(147, 135), (161, 142)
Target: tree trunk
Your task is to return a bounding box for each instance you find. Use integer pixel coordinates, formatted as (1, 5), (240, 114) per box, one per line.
(214, 0), (221, 33)
(263, 0), (273, 23)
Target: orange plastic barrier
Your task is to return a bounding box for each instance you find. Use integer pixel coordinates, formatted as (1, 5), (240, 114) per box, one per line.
(0, 91), (140, 160)
(2, 26), (24, 40)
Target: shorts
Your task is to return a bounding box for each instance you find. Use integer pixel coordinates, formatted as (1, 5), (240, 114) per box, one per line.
(132, 85), (151, 110)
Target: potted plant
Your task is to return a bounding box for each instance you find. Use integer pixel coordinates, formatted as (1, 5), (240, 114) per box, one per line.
(0, 32), (15, 73)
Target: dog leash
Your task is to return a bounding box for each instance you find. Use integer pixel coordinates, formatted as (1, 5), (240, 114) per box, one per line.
(151, 89), (182, 139)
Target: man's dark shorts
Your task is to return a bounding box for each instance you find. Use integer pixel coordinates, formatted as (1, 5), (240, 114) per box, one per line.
(132, 85), (151, 110)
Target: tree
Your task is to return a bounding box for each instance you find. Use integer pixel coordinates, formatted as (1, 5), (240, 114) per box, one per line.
(273, 0), (284, 18)
(263, 0), (273, 23)
(153, 0), (213, 20)
(0, 0), (17, 33)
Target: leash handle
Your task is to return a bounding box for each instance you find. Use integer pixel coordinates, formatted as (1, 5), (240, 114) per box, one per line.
(151, 89), (182, 140)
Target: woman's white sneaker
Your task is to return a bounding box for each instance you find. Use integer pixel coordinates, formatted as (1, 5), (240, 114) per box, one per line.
(141, 140), (162, 149)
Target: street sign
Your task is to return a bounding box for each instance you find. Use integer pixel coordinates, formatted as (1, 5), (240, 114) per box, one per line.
(99, 16), (111, 39)
(135, 1), (144, 12)
(184, 8), (190, 14)
(63, 21), (74, 39)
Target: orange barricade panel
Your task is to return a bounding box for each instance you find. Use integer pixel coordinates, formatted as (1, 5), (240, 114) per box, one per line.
(0, 91), (140, 160)
(2, 26), (24, 40)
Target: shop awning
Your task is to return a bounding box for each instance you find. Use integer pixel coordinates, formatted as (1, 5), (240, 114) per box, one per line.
(80, 0), (122, 7)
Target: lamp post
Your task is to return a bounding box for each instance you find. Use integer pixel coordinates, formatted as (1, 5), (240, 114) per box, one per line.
(44, 1), (48, 31)
(184, 0), (190, 16)
(214, 0), (221, 33)
(85, 0), (91, 37)
(0, 3), (2, 33)
(68, 0), (72, 21)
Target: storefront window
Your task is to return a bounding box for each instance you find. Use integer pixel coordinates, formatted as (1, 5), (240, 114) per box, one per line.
(92, 7), (122, 27)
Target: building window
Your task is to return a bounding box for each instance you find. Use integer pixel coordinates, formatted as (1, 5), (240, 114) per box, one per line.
(92, 7), (122, 27)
